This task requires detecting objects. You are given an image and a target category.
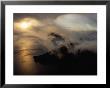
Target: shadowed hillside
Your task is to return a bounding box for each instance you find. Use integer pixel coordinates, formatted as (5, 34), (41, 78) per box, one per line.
(33, 44), (97, 75)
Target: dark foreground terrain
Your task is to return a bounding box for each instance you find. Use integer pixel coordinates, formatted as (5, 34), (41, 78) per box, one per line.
(33, 46), (97, 75)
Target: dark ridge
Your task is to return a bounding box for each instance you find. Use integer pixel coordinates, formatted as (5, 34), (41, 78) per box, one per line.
(49, 33), (64, 39)
(33, 45), (96, 65)
(33, 44), (97, 75)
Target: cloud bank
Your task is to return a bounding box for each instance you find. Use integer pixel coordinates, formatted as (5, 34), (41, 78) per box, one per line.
(54, 14), (97, 31)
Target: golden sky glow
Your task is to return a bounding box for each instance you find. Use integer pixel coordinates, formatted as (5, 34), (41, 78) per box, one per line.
(14, 18), (42, 31)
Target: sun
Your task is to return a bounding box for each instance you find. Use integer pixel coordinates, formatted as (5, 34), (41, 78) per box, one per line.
(19, 21), (31, 30)
(14, 18), (42, 31)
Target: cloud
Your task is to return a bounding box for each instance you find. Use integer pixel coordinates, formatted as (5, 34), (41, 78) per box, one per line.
(54, 14), (97, 31)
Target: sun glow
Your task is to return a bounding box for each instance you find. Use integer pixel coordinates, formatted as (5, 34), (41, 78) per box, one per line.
(14, 18), (42, 31)
(19, 21), (31, 30)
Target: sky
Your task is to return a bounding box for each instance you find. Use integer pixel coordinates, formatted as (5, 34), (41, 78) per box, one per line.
(14, 13), (97, 55)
